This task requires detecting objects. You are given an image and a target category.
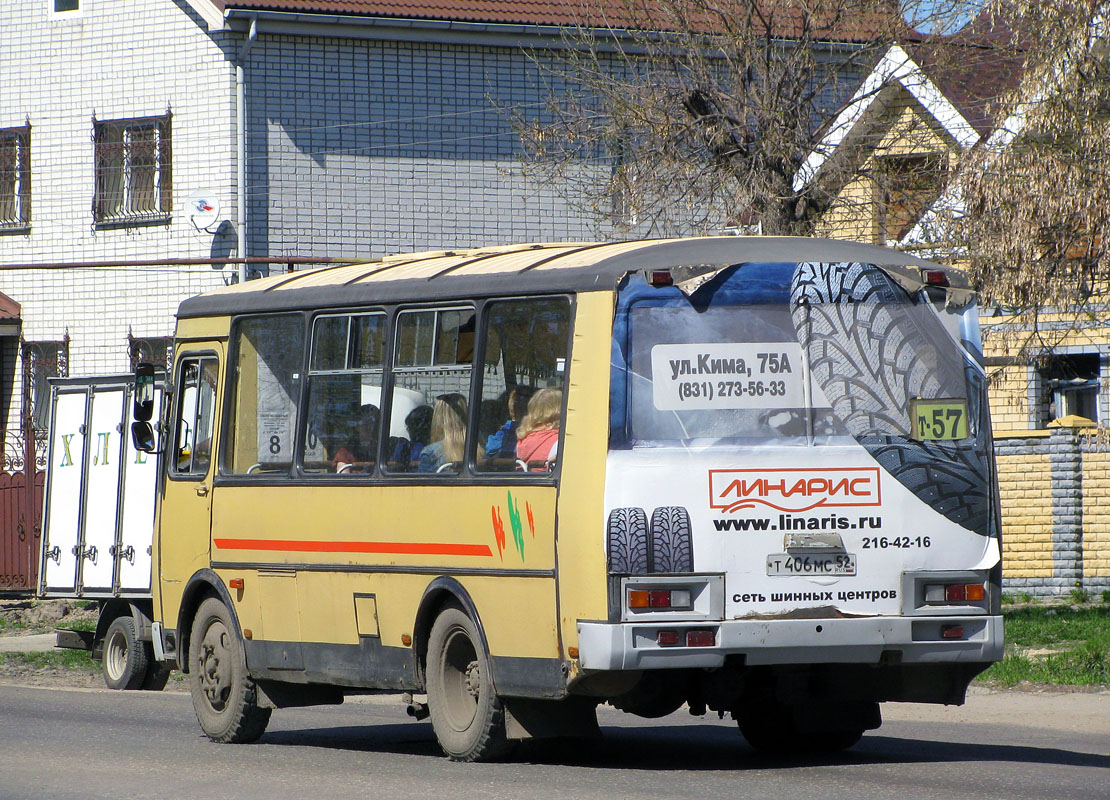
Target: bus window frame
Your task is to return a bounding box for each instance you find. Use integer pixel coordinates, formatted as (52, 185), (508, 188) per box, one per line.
(167, 350), (220, 483)
(218, 310), (308, 481)
(210, 293), (576, 487)
(381, 302), (478, 479)
(467, 293), (575, 481)
(296, 307), (390, 479)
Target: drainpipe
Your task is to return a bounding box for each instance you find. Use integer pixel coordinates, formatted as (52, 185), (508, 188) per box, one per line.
(236, 15), (258, 285)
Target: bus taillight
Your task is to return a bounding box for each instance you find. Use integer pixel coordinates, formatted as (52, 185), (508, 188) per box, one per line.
(628, 588), (692, 610)
(924, 583), (985, 603)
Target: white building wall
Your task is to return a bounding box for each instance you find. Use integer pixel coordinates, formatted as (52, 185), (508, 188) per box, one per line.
(0, 0), (238, 402)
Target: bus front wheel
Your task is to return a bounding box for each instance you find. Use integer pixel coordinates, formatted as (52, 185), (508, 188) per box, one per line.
(426, 606), (509, 761)
(187, 597), (272, 743)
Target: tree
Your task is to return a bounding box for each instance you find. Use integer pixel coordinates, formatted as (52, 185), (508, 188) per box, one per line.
(515, 0), (991, 236)
(950, 1), (1110, 322)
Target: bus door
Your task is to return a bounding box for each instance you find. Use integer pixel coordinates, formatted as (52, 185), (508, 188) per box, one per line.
(156, 349), (222, 626)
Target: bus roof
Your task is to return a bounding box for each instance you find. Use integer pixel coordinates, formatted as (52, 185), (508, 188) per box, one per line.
(177, 236), (954, 319)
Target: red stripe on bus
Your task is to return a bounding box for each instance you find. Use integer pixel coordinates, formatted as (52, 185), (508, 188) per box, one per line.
(213, 538), (492, 557)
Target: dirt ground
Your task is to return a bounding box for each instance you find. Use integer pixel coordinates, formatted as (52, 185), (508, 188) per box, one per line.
(0, 598), (98, 635)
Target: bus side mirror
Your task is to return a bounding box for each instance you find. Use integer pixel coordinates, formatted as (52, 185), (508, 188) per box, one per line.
(131, 421), (156, 453)
(134, 363), (156, 422)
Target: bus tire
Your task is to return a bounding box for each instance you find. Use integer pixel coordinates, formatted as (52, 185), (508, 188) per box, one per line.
(791, 261), (990, 533)
(650, 507), (693, 573)
(426, 606), (510, 762)
(606, 507), (649, 574)
(102, 615), (148, 691)
(188, 597), (271, 743)
(140, 652), (173, 692)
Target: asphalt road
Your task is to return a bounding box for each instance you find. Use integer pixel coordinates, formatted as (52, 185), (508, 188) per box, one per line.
(0, 684), (1106, 800)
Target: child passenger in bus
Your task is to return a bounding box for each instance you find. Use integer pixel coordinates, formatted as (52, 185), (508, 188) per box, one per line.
(484, 384), (535, 459)
(514, 388), (562, 470)
(388, 404), (433, 470)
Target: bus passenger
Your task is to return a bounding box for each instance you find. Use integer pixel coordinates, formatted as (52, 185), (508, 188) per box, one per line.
(514, 388), (562, 469)
(418, 393), (470, 473)
(485, 384), (535, 459)
(331, 404), (380, 472)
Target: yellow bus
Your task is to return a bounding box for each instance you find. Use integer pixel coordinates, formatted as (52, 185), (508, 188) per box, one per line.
(136, 237), (1003, 760)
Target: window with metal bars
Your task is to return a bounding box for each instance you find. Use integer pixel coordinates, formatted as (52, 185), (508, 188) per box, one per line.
(93, 113), (171, 226)
(128, 334), (173, 371)
(0, 125), (30, 231)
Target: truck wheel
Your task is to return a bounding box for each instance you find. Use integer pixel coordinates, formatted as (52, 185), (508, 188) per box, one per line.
(650, 507), (693, 573)
(426, 605), (509, 761)
(791, 261), (990, 534)
(188, 597), (271, 743)
(606, 507), (649, 574)
(103, 615), (149, 691)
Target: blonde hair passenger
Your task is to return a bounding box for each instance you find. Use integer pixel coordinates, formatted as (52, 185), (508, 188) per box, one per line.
(430, 393), (469, 464)
(516, 388), (562, 440)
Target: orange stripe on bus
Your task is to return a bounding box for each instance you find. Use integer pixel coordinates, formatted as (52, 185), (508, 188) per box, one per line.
(213, 538), (492, 557)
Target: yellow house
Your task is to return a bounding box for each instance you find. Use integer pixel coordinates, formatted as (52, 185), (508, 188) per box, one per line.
(800, 42), (1107, 599)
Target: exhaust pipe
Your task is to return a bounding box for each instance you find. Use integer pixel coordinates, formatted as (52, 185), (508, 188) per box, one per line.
(402, 692), (430, 720)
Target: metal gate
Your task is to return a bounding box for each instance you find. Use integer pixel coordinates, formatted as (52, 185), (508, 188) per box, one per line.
(0, 339), (65, 595)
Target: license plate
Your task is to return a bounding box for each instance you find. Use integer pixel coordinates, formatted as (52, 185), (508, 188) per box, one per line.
(766, 552), (857, 576)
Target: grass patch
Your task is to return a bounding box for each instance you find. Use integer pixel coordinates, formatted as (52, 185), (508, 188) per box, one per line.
(0, 649), (100, 673)
(59, 618), (97, 633)
(978, 606), (1110, 687)
(0, 617), (28, 634)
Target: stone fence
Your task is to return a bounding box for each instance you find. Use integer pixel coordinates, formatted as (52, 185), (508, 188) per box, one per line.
(995, 429), (1110, 598)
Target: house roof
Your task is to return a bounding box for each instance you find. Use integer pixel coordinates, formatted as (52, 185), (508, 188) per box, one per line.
(794, 22), (1025, 194)
(0, 291), (20, 322)
(909, 39), (1025, 138)
(178, 235), (950, 318)
(207, 0), (908, 38)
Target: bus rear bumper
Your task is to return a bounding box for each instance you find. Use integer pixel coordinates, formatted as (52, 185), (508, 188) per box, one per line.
(576, 615), (1004, 671)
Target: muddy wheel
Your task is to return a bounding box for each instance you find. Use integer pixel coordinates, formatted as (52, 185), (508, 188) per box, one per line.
(140, 651), (173, 692)
(188, 597), (271, 743)
(791, 261), (991, 533)
(103, 615), (148, 691)
(650, 506), (693, 573)
(426, 605), (509, 762)
(606, 507), (649, 574)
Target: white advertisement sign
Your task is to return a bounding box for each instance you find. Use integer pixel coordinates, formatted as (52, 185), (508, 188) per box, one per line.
(650, 342), (806, 410)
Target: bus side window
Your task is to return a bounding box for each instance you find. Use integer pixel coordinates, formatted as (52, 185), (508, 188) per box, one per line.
(301, 312), (386, 475)
(224, 314), (305, 476)
(385, 306), (476, 475)
(475, 297), (570, 474)
(171, 356), (218, 477)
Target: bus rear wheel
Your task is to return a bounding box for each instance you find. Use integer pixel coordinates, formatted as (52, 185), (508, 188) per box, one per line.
(426, 606), (509, 761)
(187, 597), (271, 743)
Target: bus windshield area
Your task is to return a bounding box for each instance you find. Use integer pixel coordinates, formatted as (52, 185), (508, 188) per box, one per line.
(610, 261), (986, 448)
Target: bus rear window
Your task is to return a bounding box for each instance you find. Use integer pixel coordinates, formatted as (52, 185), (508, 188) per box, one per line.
(611, 262), (982, 447)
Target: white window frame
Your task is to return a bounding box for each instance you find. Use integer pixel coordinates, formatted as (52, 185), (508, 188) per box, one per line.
(48, 0), (83, 19)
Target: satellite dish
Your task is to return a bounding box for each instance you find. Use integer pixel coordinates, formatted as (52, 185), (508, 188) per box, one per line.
(186, 191), (221, 231)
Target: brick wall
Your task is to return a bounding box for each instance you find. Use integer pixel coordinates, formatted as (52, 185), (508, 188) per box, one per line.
(0, 0), (237, 440)
(995, 430), (1110, 597)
